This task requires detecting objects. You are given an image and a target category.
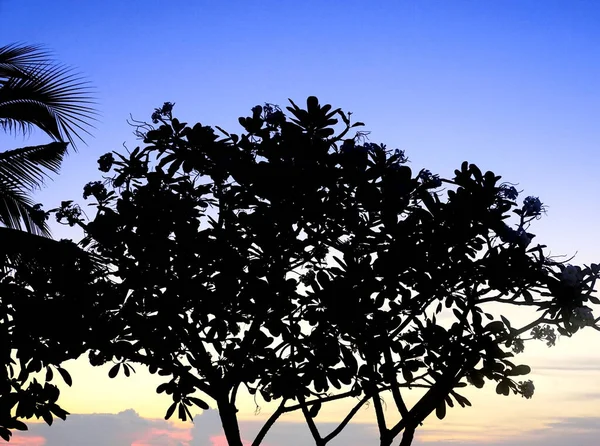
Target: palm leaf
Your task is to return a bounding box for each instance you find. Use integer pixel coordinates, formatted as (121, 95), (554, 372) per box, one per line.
(0, 43), (97, 149)
(0, 179), (50, 236)
(0, 141), (67, 191)
(0, 64), (96, 148)
(0, 43), (53, 80)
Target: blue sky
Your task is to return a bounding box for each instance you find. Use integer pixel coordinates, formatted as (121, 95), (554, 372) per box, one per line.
(2, 1), (600, 445)
(2, 0), (600, 256)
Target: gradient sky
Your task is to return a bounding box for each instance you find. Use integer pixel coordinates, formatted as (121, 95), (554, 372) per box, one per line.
(2, 0), (600, 445)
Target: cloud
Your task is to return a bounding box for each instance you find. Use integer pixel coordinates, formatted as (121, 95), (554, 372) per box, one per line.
(7, 434), (46, 446)
(13, 409), (190, 446)
(411, 416), (600, 446)
(11, 409), (600, 446)
(531, 357), (600, 373)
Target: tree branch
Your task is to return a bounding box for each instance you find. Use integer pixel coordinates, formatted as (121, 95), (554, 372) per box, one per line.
(322, 394), (370, 444)
(251, 399), (288, 446)
(370, 383), (389, 441)
(383, 348), (409, 418)
(398, 426), (415, 446)
(298, 393), (323, 445)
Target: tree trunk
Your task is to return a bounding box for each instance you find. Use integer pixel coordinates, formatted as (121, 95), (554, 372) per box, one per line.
(217, 399), (244, 446)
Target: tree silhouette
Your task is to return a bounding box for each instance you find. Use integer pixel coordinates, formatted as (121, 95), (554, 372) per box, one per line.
(2, 97), (598, 445)
(0, 43), (96, 236)
(0, 43), (101, 442)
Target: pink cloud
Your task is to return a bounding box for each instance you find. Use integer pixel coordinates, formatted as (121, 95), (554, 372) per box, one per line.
(9, 433), (46, 446)
(131, 426), (192, 446)
(209, 434), (253, 446)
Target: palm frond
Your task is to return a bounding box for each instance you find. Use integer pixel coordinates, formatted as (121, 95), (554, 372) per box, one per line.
(0, 64), (96, 148)
(0, 180), (50, 236)
(0, 43), (53, 79)
(0, 141), (67, 191)
(0, 44), (97, 149)
(0, 226), (107, 273)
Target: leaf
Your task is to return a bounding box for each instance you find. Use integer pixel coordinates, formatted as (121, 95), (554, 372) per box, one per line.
(49, 404), (69, 420)
(57, 367), (72, 387)
(469, 164), (483, 183)
(469, 371), (485, 388)
(188, 397), (209, 410)
(496, 380), (510, 396)
(42, 410), (53, 426)
(165, 402), (177, 420)
(500, 315), (511, 329)
(402, 367), (413, 383)
(183, 404), (193, 422)
(108, 364), (120, 379)
(451, 391), (472, 408)
(317, 270), (330, 287)
(10, 419), (27, 431)
(485, 321), (505, 334)
(45, 366), (53, 382)
(329, 374), (342, 390)
(306, 96), (319, 111)
(308, 401), (322, 418)
(508, 365), (531, 376)
(0, 428), (10, 442)
(436, 400), (446, 420)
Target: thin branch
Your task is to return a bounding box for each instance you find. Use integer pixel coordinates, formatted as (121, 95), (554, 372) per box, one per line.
(283, 389), (359, 412)
(370, 383), (388, 439)
(298, 393), (323, 445)
(383, 348), (409, 418)
(508, 316), (554, 339)
(251, 399), (287, 446)
(230, 382), (240, 406)
(323, 395), (370, 444)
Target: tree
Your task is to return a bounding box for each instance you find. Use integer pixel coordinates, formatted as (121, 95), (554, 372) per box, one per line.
(0, 43), (96, 235)
(0, 43), (99, 442)
(2, 97), (598, 445)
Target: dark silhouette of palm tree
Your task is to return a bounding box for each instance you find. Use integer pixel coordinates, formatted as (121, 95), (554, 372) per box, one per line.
(0, 43), (96, 236)
(0, 43), (97, 269)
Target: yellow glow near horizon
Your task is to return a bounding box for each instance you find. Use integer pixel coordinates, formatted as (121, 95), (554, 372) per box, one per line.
(48, 327), (600, 444)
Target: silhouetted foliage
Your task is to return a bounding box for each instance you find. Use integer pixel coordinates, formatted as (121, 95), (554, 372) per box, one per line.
(0, 42), (98, 289)
(0, 44), (102, 442)
(0, 234), (106, 441)
(0, 43), (96, 235)
(0, 43), (96, 148)
(2, 97), (599, 445)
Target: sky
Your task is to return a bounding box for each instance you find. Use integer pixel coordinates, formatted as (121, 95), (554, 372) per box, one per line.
(2, 0), (600, 444)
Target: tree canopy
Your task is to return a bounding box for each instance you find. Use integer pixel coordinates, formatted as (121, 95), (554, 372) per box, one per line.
(2, 97), (598, 445)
